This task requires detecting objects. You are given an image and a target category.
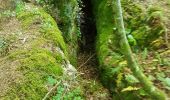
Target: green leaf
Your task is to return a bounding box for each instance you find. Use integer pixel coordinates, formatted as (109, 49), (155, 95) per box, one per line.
(121, 86), (140, 92)
(125, 74), (139, 84)
(139, 89), (148, 96)
(148, 75), (156, 81)
(142, 48), (148, 60)
(163, 77), (170, 87)
(125, 28), (131, 34)
(156, 72), (165, 81)
(15, 1), (25, 14)
(47, 76), (57, 86)
(127, 34), (137, 46)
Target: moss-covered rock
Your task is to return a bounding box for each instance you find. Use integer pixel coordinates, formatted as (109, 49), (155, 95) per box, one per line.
(35, 0), (80, 66)
(0, 2), (70, 99)
(54, 0), (80, 66)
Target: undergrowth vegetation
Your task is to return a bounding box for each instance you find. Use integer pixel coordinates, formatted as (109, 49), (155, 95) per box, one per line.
(92, 0), (170, 99)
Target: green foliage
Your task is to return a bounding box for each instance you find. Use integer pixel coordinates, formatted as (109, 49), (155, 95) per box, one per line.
(36, 0), (80, 66)
(0, 37), (8, 56)
(15, 1), (25, 14)
(122, 0), (166, 49)
(52, 85), (84, 100)
(47, 76), (57, 86)
(121, 86), (140, 92)
(93, 0), (167, 99)
(0, 38), (7, 50)
(125, 74), (139, 84)
(116, 73), (123, 87)
(142, 48), (148, 60)
(156, 72), (170, 90)
(155, 52), (164, 66)
(127, 34), (137, 46)
(163, 78), (170, 87)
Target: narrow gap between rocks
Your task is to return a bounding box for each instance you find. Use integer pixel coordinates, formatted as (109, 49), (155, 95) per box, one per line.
(79, 0), (96, 52)
(78, 0), (98, 80)
(77, 0), (112, 98)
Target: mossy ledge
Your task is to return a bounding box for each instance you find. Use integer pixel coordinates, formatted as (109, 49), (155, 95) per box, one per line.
(37, 0), (80, 66)
(0, 2), (72, 99)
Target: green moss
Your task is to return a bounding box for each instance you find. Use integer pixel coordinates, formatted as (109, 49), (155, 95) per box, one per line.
(3, 48), (63, 99)
(35, 0), (80, 66)
(16, 4), (68, 57)
(92, 0), (125, 91)
(0, 3), (71, 99)
(37, 0), (80, 66)
(54, 0), (79, 66)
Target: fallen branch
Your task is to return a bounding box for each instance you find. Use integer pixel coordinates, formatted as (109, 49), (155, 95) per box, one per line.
(42, 81), (61, 100)
(78, 53), (96, 69)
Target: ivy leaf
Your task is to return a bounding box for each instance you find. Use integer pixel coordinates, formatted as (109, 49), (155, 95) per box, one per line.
(15, 1), (25, 14)
(47, 76), (57, 86)
(139, 89), (148, 96)
(163, 77), (170, 87)
(127, 34), (137, 46)
(156, 72), (165, 81)
(125, 74), (139, 84)
(125, 28), (131, 34)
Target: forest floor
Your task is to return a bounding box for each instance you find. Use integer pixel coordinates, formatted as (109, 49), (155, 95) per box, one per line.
(136, 0), (170, 96)
(77, 51), (111, 99)
(0, 13), (23, 97)
(137, 0), (170, 47)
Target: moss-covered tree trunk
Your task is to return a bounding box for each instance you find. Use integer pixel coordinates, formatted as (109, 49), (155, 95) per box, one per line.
(112, 0), (166, 99)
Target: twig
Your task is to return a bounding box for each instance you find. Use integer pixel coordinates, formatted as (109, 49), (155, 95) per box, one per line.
(42, 81), (61, 100)
(78, 53), (95, 69)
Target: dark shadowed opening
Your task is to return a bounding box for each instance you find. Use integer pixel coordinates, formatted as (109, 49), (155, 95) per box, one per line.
(79, 0), (97, 52)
